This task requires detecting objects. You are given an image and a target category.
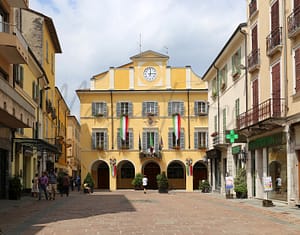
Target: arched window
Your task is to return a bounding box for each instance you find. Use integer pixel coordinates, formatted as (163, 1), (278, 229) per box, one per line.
(167, 162), (184, 179)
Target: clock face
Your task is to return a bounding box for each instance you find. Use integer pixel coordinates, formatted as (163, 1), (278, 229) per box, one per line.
(143, 67), (157, 81)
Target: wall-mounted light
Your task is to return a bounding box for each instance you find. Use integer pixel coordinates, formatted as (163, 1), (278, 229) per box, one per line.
(238, 148), (247, 163)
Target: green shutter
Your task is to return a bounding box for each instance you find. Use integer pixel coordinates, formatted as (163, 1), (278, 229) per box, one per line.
(194, 131), (198, 149)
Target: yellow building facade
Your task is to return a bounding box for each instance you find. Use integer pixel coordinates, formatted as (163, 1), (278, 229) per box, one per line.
(77, 50), (208, 191)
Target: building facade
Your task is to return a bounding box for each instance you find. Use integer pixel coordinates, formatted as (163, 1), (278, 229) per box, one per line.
(66, 115), (81, 177)
(202, 23), (248, 195)
(77, 50), (208, 191)
(234, 0), (300, 205)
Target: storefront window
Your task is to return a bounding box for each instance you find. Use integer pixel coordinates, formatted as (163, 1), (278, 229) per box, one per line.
(268, 145), (287, 201)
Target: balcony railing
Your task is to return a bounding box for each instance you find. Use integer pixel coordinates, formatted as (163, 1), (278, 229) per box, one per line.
(212, 132), (227, 147)
(236, 98), (286, 130)
(266, 27), (282, 56)
(288, 7), (300, 38)
(0, 21), (28, 64)
(249, 0), (257, 18)
(247, 48), (260, 72)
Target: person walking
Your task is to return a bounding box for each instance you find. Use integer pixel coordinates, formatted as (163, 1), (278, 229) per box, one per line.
(39, 171), (49, 200)
(61, 173), (70, 197)
(31, 173), (39, 198)
(75, 175), (81, 192)
(142, 175), (148, 194)
(48, 169), (57, 200)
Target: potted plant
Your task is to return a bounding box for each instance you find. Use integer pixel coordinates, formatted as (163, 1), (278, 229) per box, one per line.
(84, 172), (95, 193)
(156, 171), (168, 193)
(234, 168), (247, 199)
(199, 179), (210, 193)
(131, 173), (143, 190)
(8, 175), (22, 200)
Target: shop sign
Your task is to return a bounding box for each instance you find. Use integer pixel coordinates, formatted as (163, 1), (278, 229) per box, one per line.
(263, 176), (273, 192)
(232, 145), (241, 155)
(249, 133), (286, 150)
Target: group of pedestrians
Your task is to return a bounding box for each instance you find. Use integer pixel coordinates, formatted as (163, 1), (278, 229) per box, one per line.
(31, 170), (81, 200)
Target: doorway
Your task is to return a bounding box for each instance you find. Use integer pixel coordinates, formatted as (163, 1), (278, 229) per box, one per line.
(97, 161), (109, 189)
(143, 162), (160, 189)
(193, 161), (208, 190)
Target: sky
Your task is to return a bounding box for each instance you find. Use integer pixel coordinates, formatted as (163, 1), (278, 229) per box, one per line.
(30, 0), (247, 120)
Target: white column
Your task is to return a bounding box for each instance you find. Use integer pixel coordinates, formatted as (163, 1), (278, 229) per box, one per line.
(186, 66), (191, 89)
(262, 148), (268, 199)
(166, 66), (171, 89)
(286, 125), (296, 205)
(109, 67), (115, 90)
(129, 67), (134, 90)
(255, 149), (263, 199)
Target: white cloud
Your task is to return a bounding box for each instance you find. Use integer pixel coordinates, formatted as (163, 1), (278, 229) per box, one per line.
(30, 0), (246, 119)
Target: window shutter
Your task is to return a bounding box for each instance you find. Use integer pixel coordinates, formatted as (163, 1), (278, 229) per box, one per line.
(237, 48), (241, 74)
(271, 0), (279, 31)
(116, 102), (121, 117)
(194, 101), (198, 115)
(154, 132), (159, 152)
(180, 102), (184, 116)
(252, 25), (258, 51)
(128, 102), (133, 117)
(154, 102), (158, 115)
(142, 102), (147, 116)
(142, 132), (147, 152)
(103, 103), (107, 116)
(194, 131), (198, 149)
(168, 102), (172, 116)
(168, 131), (173, 149)
(129, 131), (133, 149)
(104, 131), (108, 150)
(295, 48), (300, 92)
(92, 132), (96, 149)
(117, 129), (121, 149)
(20, 66), (24, 88)
(92, 103), (96, 116)
(180, 128), (185, 149)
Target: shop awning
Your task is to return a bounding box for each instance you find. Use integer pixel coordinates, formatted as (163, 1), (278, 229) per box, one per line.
(13, 138), (61, 154)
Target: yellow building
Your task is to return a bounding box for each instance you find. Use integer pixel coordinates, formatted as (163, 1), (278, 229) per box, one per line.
(77, 50), (208, 191)
(67, 115), (81, 177)
(0, 0), (34, 197)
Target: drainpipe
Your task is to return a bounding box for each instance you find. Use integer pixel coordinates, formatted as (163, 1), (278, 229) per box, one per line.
(239, 28), (248, 113)
(110, 91), (114, 149)
(282, 0), (288, 115)
(213, 65), (220, 139)
(187, 90), (190, 149)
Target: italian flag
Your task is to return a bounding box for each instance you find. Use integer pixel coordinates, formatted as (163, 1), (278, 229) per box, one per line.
(120, 115), (128, 141)
(173, 114), (181, 143)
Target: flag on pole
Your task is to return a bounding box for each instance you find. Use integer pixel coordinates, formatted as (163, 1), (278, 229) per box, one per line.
(173, 114), (181, 144)
(120, 115), (128, 141)
(149, 132), (154, 153)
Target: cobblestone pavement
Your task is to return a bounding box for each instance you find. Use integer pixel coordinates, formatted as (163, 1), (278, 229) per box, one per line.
(0, 190), (300, 235)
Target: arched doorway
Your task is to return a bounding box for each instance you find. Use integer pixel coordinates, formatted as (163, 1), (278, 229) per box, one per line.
(117, 161), (135, 189)
(143, 162), (160, 189)
(193, 161), (208, 190)
(167, 161), (185, 189)
(97, 161), (109, 189)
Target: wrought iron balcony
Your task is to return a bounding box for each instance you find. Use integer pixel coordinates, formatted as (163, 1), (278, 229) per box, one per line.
(266, 27), (283, 56)
(236, 98), (286, 130)
(288, 7), (300, 38)
(249, 0), (257, 18)
(247, 49), (260, 72)
(0, 22), (28, 64)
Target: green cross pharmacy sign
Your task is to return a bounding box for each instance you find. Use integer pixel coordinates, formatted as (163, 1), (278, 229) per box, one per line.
(226, 130), (239, 143)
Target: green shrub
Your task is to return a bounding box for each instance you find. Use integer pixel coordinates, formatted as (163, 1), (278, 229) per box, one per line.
(131, 173), (143, 189)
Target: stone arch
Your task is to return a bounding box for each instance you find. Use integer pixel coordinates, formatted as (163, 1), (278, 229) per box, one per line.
(116, 160), (135, 189)
(167, 160), (186, 190)
(193, 161), (208, 190)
